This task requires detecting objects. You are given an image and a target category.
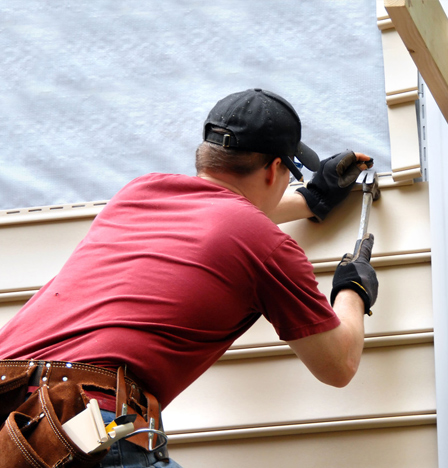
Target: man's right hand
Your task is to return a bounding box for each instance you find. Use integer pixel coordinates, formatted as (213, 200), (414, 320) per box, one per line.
(330, 233), (378, 316)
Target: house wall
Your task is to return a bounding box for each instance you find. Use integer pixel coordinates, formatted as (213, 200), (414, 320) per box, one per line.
(0, 3), (437, 466)
(0, 175), (436, 467)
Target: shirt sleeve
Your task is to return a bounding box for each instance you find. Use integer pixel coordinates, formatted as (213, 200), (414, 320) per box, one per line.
(255, 237), (341, 342)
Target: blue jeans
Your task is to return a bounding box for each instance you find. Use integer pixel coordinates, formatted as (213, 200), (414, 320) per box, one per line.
(97, 410), (183, 468)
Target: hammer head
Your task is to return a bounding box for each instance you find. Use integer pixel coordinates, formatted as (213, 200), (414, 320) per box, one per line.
(357, 170), (381, 201)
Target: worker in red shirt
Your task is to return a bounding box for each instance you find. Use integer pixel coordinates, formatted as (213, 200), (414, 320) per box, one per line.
(0, 89), (377, 468)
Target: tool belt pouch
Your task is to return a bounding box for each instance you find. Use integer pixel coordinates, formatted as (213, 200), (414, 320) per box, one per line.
(0, 363), (34, 426)
(0, 380), (107, 468)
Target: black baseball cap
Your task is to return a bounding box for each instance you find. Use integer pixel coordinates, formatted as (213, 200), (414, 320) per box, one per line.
(203, 88), (320, 180)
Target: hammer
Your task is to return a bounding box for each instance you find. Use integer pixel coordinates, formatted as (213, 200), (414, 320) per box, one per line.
(354, 170), (381, 255)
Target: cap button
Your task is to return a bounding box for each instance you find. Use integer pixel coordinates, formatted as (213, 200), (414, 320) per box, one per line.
(254, 88), (262, 92)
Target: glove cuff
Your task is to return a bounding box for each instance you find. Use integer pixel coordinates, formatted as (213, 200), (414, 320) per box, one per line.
(295, 187), (326, 222)
(330, 281), (372, 316)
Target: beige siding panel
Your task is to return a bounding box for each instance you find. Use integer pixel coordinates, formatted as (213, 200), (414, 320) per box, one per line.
(0, 219), (91, 293)
(0, 301), (25, 329)
(370, 266), (433, 335)
(232, 261), (433, 349)
(387, 102), (421, 180)
(377, 18), (394, 31)
(0, 202), (106, 225)
(168, 425), (437, 468)
(0, 183), (431, 291)
(230, 313), (279, 349)
(386, 89), (419, 106)
(376, 0), (389, 20)
(1, 261), (433, 349)
(377, 11), (421, 181)
(381, 28), (418, 97)
(316, 262), (433, 337)
(280, 182), (430, 263)
(162, 343), (435, 433)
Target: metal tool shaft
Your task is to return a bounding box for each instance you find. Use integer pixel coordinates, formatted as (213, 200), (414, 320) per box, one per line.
(354, 192), (373, 255)
(354, 171), (380, 256)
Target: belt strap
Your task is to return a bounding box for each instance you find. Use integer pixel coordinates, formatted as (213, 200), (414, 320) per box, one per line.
(116, 365), (128, 416)
(2, 359), (123, 391)
(115, 366), (164, 454)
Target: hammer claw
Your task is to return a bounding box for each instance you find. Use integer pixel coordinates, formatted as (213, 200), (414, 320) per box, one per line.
(364, 170), (375, 185)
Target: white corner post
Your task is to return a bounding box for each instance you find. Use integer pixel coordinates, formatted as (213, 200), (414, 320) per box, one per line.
(426, 83), (448, 468)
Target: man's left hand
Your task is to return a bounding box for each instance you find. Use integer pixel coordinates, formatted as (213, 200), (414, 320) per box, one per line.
(296, 150), (373, 222)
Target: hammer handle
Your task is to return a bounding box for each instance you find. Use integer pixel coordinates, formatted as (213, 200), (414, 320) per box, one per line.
(354, 192), (373, 255)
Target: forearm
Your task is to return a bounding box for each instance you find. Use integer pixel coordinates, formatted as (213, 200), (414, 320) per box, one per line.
(331, 289), (366, 379)
(308, 290), (365, 387)
(287, 289), (365, 388)
(269, 191), (313, 225)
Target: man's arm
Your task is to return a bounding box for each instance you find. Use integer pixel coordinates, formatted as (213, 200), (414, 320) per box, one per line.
(269, 191), (313, 225)
(286, 289), (365, 387)
(287, 234), (378, 387)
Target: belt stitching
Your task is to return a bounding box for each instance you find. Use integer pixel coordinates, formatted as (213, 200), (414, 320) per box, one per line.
(1, 361), (143, 401)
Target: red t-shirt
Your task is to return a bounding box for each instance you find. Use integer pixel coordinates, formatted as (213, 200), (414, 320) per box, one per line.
(0, 174), (339, 408)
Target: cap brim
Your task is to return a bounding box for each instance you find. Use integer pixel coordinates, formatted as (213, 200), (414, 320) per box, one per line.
(297, 142), (320, 172)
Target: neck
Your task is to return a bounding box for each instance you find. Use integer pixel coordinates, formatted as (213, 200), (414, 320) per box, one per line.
(197, 160), (287, 215)
(197, 173), (245, 197)
(197, 171), (263, 208)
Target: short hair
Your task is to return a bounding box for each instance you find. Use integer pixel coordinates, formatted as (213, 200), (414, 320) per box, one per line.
(195, 141), (280, 176)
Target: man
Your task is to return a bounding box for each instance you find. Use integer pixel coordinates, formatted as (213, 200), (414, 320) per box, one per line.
(0, 89), (378, 468)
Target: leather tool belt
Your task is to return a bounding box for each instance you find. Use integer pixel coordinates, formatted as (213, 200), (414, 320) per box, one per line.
(0, 359), (169, 467)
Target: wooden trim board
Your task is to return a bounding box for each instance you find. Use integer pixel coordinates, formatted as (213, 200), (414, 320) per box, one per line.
(384, 0), (448, 123)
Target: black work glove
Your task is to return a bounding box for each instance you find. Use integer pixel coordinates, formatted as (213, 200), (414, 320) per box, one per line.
(296, 150), (364, 222)
(330, 234), (378, 316)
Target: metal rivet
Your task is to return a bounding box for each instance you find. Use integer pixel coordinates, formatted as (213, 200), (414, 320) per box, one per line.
(1, 375), (6, 381)
(131, 384), (136, 389)
(62, 376), (68, 382)
(46, 363), (51, 368)
(29, 361), (35, 367)
(42, 377), (47, 382)
(66, 363), (72, 368)
(39, 412), (45, 418)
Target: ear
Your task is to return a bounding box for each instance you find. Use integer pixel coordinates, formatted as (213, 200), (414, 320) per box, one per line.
(265, 157), (283, 186)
